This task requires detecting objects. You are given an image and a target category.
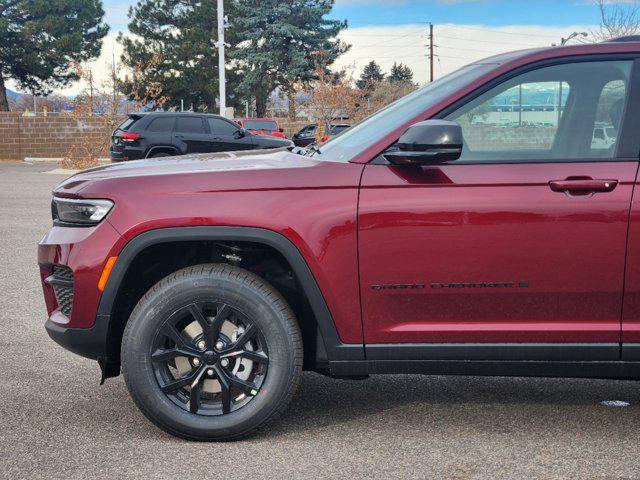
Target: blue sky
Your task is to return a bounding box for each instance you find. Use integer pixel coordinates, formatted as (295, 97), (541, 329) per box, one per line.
(329, 0), (602, 29)
(104, 0), (604, 33)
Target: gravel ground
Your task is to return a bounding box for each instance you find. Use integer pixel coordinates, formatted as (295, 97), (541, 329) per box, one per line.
(2, 161), (640, 480)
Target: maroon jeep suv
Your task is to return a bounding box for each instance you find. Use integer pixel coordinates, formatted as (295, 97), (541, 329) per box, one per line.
(39, 38), (640, 440)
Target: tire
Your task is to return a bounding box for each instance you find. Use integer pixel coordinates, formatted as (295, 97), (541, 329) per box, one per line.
(150, 152), (172, 158)
(121, 264), (303, 441)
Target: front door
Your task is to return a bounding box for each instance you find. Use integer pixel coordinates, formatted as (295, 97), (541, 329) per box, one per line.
(359, 59), (638, 353)
(206, 117), (255, 152)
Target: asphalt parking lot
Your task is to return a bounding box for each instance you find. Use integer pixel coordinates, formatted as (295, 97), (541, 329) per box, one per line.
(2, 161), (640, 479)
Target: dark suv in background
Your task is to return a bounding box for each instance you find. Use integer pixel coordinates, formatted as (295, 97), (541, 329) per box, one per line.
(292, 123), (351, 147)
(110, 112), (293, 161)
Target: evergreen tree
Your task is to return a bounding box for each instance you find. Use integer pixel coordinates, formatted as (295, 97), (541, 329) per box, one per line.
(0, 0), (108, 111)
(356, 60), (385, 89)
(119, 0), (241, 111)
(388, 62), (414, 84)
(232, 0), (347, 118)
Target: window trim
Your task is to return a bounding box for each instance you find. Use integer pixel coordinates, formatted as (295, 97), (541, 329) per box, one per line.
(430, 53), (640, 165)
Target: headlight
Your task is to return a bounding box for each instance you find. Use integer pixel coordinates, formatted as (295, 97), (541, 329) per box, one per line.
(52, 197), (114, 226)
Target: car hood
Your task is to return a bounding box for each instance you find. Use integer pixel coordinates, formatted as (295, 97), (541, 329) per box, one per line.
(53, 148), (360, 197)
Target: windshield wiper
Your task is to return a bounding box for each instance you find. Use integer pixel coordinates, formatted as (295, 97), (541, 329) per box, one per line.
(306, 144), (322, 156)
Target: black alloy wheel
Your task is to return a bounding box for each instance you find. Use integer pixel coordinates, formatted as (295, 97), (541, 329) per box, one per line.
(151, 301), (269, 415)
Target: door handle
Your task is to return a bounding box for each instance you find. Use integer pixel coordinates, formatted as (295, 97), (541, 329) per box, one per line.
(549, 178), (618, 194)
(175, 134), (185, 139)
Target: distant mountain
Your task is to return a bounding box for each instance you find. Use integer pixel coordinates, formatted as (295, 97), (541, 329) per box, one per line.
(5, 89), (21, 100)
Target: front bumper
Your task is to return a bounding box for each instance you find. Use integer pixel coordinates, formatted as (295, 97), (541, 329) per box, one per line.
(45, 315), (110, 360)
(38, 219), (122, 333)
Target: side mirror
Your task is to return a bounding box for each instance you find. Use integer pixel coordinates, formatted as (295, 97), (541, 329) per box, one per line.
(384, 120), (463, 165)
(234, 129), (247, 139)
(279, 128), (284, 133)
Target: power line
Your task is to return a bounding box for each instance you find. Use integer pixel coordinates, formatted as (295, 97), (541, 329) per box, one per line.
(349, 54), (428, 60)
(437, 33), (543, 47)
(345, 21), (563, 40)
(436, 44), (512, 55)
(349, 32), (427, 49)
(343, 28), (424, 38)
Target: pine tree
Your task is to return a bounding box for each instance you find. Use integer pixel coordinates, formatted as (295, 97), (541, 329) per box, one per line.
(388, 62), (414, 84)
(119, 0), (242, 111)
(0, 0), (108, 111)
(232, 0), (347, 118)
(356, 61), (385, 89)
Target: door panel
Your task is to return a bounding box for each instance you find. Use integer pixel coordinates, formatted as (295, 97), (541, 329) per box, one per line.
(359, 161), (637, 344)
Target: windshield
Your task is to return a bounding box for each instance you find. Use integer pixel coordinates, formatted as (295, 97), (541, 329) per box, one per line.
(245, 120), (278, 130)
(314, 63), (497, 163)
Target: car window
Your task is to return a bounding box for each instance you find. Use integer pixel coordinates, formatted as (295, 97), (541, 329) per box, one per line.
(591, 79), (626, 150)
(208, 118), (239, 135)
(299, 125), (316, 136)
(331, 125), (350, 135)
(116, 117), (138, 132)
(244, 120), (278, 130)
(146, 116), (175, 133)
(175, 117), (206, 134)
(444, 60), (632, 163)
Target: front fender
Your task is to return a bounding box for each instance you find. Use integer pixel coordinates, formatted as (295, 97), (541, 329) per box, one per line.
(97, 226), (364, 362)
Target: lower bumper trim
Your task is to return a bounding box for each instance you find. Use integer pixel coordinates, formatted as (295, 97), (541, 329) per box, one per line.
(45, 314), (110, 360)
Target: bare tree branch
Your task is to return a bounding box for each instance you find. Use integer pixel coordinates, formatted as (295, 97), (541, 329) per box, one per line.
(592, 0), (640, 41)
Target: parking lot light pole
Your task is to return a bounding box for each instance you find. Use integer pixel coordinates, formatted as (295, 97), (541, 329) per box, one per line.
(217, 0), (226, 116)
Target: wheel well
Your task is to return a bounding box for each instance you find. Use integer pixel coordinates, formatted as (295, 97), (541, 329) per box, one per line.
(106, 240), (323, 371)
(146, 146), (179, 157)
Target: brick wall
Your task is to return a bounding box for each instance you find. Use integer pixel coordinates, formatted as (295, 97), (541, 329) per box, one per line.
(0, 112), (119, 161)
(277, 119), (309, 138)
(0, 113), (22, 160)
(0, 113), (317, 161)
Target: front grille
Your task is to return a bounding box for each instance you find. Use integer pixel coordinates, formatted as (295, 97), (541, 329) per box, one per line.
(50, 265), (74, 317)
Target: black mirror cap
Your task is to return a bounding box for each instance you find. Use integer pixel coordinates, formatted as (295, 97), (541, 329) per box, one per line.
(386, 120), (463, 165)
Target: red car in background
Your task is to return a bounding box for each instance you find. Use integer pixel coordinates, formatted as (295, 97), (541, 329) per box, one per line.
(237, 118), (287, 139)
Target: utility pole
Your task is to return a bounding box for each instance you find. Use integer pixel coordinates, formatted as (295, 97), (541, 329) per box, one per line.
(112, 48), (117, 114)
(217, 0), (226, 116)
(428, 23), (434, 82)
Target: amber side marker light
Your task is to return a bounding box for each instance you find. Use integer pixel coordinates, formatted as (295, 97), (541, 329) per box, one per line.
(98, 256), (118, 292)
